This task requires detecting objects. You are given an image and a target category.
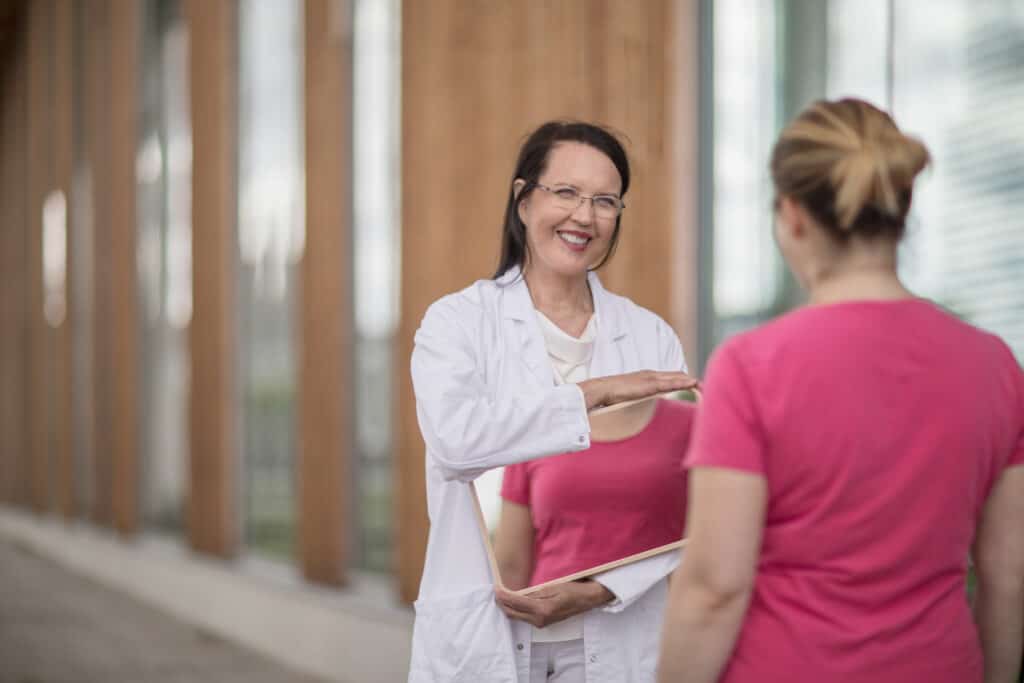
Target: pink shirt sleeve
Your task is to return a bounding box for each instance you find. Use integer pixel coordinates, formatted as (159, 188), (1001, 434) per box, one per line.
(685, 340), (768, 476)
(500, 463), (531, 505)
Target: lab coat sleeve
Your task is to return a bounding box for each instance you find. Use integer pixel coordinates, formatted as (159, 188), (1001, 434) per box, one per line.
(594, 545), (681, 612)
(593, 315), (688, 610)
(411, 297), (591, 482)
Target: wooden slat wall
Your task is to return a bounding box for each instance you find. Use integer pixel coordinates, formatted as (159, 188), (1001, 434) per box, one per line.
(185, 0), (238, 557)
(53, 0), (76, 519)
(0, 52), (8, 504)
(397, 0), (701, 603)
(299, 0), (353, 585)
(25, 0), (51, 513)
(0, 20), (28, 507)
(107, 0), (140, 535)
(88, 0), (114, 527)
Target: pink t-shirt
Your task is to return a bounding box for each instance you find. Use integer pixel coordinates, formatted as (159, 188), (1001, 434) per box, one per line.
(502, 399), (694, 585)
(685, 299), (1024, 683)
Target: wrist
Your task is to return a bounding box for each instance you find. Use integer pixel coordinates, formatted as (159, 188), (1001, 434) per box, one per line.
(580, 579), (614, 608)
(578, 378), (608, 411)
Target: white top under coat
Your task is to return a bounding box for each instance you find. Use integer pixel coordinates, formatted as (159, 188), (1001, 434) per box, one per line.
(529, 308), (597, 643)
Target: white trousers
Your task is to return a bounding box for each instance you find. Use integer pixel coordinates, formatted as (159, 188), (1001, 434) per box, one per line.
(529, 639), (585, 683)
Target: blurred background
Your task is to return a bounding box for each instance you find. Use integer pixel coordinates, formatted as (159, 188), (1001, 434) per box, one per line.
(0, 0), (1021, 681)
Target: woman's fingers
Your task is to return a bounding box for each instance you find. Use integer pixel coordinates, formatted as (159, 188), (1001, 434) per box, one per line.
(495, 588), (549, 627)
(580, 371), (700, 411)
(613, 371), (698, 404)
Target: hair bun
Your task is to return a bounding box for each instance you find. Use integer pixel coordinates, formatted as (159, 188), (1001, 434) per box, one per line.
(830, 112), (931, 230)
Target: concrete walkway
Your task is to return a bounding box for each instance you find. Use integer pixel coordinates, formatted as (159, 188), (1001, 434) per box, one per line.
(0, 539), (333, 683)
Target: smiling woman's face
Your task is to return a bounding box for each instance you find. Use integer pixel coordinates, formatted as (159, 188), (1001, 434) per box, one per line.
(517, 142), (623, 280)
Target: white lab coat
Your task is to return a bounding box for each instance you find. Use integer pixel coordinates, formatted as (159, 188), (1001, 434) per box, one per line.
(407, 267), (687, 683)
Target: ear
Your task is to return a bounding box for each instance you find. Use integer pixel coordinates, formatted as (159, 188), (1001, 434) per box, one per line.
(777, 195), (807, 240)
(513, 179), (529, 223)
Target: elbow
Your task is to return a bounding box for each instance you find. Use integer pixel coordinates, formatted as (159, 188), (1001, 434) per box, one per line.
(420, 416), (490, 482)
(681, 562), (755, 612)
(974, 546), (1024, 600)
(975, 565), (1024, 603)
(428, 436), (484, 482)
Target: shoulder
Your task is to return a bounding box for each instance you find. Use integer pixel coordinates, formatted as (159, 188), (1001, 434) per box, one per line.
(419, 278), (502, 332)
(596, 284), (684, 364)
(601, 287), (673, 333)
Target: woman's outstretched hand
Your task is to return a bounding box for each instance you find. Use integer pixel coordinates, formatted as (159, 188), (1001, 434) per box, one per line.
(495, 580), (614, 628)
(579, 371), (698, 411)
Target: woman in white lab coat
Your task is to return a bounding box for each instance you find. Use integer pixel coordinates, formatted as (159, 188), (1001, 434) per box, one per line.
(408, 121), (696, 683)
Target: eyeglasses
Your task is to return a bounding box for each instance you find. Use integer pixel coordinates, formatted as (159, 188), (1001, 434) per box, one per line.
(534, 183), (625, 220)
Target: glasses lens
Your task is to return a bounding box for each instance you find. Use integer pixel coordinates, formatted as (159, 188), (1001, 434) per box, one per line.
(550, 187), (580, 211)
(593, 196), (621, 219)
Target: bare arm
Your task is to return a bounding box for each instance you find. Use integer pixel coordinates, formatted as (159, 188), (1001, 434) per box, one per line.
(972, 465), (1024, 683)
(657, 467), (767, 683)
(493, 500), (535, 591)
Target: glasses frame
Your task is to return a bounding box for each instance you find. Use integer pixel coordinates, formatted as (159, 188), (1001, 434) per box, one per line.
(533, 182), (626, 219)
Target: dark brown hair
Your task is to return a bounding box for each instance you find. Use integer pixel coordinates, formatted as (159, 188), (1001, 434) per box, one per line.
(493, 121), (630, 279)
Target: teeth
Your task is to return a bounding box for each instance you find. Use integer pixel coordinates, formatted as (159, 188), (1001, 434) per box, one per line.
(559, 232), (589, 245)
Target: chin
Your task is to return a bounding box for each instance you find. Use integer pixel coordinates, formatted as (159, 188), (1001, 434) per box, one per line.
(553, 257), (593, 279)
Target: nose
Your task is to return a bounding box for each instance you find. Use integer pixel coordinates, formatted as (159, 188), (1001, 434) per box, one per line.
(570, 196), (594, 225)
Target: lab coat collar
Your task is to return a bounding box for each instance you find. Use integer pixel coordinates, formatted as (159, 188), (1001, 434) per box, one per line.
(495, 266), (628, 341)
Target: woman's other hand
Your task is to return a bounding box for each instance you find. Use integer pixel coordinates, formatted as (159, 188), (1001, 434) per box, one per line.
(494, 579), (614, 628)
(579, 371), (698, 411)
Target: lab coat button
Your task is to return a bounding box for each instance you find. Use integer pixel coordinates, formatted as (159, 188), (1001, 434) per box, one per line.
(589, 655), (597, 663)
(516, 643), (524, 651)
(578, 435), (586, 443)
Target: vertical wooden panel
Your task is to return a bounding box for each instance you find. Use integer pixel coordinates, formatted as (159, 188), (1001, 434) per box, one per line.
(69, 0), (97, 520)
(0, 26), (29, 506)
(25, 0), (51, 514)
(4, 27), (30, 507)
(669, 0), (702, 369)
(0, 63), (8, 504)
(299, 0), (352, 585)
(186, 0), (238, 557)
(53, 0), (76, 519)
(107, 0), (140, 536)
(88, 0), (114, 527)
(397, 0), (701, 603)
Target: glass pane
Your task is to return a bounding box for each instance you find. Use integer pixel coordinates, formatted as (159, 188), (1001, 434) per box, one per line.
(238, 0), (304, 560)
(138, 0), (190, 532)
(892, 0), (1024, 360)
(711, 0), (784, 341)
(353, 0), (400, 572)
(826, 0), (890, 105)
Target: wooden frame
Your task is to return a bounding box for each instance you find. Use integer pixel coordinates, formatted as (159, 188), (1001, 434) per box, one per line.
(472, 389), (699, 595)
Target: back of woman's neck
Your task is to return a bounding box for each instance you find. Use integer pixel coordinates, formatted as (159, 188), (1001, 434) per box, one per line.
(808, 269), (914, 306)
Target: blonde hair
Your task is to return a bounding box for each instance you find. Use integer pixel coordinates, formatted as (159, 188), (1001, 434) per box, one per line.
(770, 98), (931, 239)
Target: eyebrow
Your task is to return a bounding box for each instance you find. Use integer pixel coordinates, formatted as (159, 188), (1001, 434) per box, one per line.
(544, 181), (621, 197)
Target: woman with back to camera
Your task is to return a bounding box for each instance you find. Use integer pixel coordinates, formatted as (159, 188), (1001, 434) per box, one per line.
(656, 97), (1024, 683)
(408, 121), (697, 682)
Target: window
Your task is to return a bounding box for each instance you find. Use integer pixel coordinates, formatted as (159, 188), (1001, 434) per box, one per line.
(892, 0), (1024, 359)
(708, 0), (785, 346)
(137, 0), (191, 532)
(705, 0), (1024, 362)
(237, 0), (305, 559)
(352, 0), (400, 571)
